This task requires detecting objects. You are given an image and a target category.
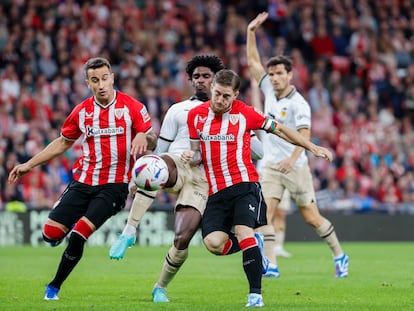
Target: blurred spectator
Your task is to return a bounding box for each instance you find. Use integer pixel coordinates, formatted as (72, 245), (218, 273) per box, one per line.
(376, 173), (402, 205)
(290, 48), (309, 93)
(310, 24), (335, 60)
(331, 25), (349, 57)
(308, 71), (330, 113)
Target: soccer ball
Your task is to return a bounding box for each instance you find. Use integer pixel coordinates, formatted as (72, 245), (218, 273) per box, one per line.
(131, 155), (169, 191)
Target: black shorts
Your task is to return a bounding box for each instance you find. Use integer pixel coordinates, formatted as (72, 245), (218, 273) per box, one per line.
(48, 180), (129, 229)
(202, 182), (267, 238)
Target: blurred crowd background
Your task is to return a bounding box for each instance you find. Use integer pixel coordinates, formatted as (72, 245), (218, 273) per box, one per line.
(1, 0), (414, 214)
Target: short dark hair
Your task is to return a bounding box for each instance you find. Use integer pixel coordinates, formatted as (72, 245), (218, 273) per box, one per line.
(185, 55), (224, 79)
(84, 57), (111, 78)
(213, 69), (241, 91)
(266, 55), (292, 72)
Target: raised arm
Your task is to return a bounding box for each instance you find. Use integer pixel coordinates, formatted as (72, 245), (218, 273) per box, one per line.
(246, 12), (269, 83)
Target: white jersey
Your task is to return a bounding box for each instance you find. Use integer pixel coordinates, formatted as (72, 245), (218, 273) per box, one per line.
(259, 74), (311, 167)
(154, 97), (202, 155)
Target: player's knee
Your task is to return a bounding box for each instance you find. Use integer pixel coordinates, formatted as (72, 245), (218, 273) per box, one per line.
(256, 225), (274, 235)
(42, 223), (67, 243)
(174, 232), (192, 249)
(203, 235), (223, 255)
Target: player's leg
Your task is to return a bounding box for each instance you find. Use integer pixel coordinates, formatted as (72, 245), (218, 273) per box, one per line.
(111, 154), (179, 259)
(255, 196), (279, 277)
(152, 157), (208, 302)
(43, 181), (90, 300)
(42, 219), (71, 247)
(233, 183), (267, 307)
(293, 163), (348, 277)
(152, 205), (201, 302)
(45, 216), (96, 300)
(124, 189), (157, 234)
(273, 189), (292, 258)
(109, 189), (156, 259)
(201, 190), (240, 255)
(45, 182), (128, 300)
(203, 183), (266, 306)
(256, 163), (283, 277)
(298, 203), (348, 277)
(42, 182), (80, 248)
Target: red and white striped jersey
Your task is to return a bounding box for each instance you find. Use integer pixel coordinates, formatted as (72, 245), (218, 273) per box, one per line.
(61, 91), (152, 186)
(187, 99), (268, 195)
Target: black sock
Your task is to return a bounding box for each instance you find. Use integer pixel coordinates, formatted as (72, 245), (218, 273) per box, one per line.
(49, 232), (86, 289)
(242, 246), (262, 294)
(223, 232), (240, 255)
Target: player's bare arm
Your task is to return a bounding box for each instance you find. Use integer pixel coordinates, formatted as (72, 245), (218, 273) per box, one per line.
(8, 136), (74, 184)
(277, 123), (332, 161)
(262, 118), (333, 161)
(246, 12), (268, 82)
(276, 128), (308, 174)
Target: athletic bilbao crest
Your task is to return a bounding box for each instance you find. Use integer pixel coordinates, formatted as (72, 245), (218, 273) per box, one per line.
(229, 114), (240, 125)
(115, 108), (124, 119)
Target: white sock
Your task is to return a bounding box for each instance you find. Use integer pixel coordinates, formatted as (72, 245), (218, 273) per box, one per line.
(122, 223), (137, 236)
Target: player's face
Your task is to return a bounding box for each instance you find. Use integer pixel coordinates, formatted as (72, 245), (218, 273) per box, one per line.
(267, 64), (292, 97)
(210, 82), (238, 115)
(191, 66), (215, 96)
(86, 66), (115, 105)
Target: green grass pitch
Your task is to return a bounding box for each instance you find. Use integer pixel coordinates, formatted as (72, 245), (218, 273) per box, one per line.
(0, 242), (413, 310)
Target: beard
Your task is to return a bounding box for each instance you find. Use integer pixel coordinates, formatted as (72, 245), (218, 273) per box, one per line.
(194, 91), (210, 102)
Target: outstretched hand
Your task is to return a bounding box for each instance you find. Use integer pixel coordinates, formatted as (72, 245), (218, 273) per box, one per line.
(247, 12), (269, 32)
(8, 163), (31, 184)
(312, 146), (334, 162)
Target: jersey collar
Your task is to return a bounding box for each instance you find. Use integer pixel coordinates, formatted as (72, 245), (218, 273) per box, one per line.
(276, 86), (296, 100)
(94, 90), (117, 108)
